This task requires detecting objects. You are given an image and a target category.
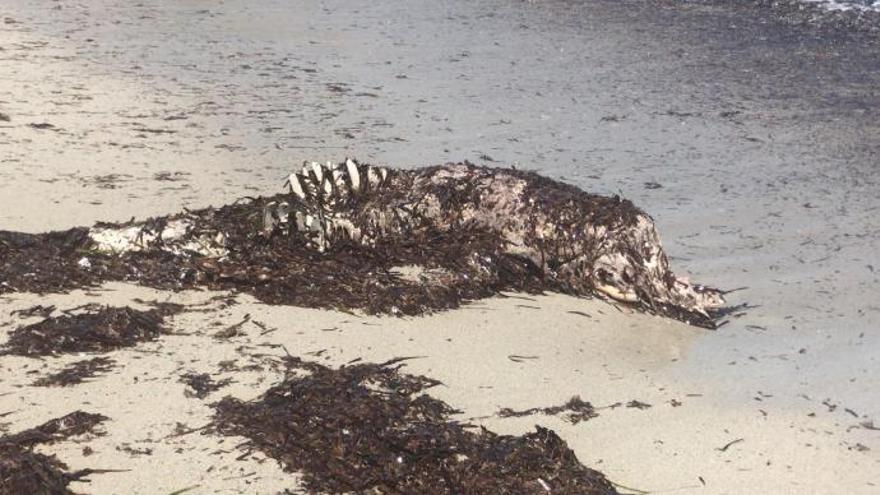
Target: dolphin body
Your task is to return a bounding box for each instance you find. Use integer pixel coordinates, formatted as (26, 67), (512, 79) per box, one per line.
(81, 159), (724, 326)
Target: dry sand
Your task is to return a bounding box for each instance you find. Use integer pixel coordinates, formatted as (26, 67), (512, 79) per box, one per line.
(3, 284), (871, 494)
(1, 0), (879, 493)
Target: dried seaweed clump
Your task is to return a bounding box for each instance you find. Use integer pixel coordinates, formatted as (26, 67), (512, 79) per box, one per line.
(212, 358), (618, 494)
(32, 357), (116, 387)
(0, 411), (108, 494)
(1, 411), (107, 448)
(498, 396), (598, 424)
(2, 305), (180, 357)
(0, 444), (78, 495)
(180, 372), (232, 399)
(0, 229), (95, 294)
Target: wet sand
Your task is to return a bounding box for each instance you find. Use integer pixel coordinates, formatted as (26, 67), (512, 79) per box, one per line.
(1, 0), (879, 493)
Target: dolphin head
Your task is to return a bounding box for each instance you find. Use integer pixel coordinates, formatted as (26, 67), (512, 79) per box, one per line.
(591, 214), (724, 327)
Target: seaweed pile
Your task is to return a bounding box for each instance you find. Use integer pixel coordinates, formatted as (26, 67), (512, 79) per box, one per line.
(1, 305), (180, 357)
(0, 161), (724, 327)
(211, 357), (618, 494)
(0, 411), (108, 494)
(33, 357), (117, 387)
(0, 206), (546, 317)
(0, 229), (95, 295)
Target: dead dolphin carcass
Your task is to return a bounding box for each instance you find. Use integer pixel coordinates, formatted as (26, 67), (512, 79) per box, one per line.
(76, 160), (724, 326)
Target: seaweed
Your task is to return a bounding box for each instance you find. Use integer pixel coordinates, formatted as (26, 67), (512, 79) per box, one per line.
(0, 206), (547, 317)
(180, 372), (232, 399)
(1, 411), (107, 448)
(0, 411), (109, 495)
(0, 228), (96, 294)
(10, 304), (56, 319)
(498, 396), (598, 424)
(32, 357), (116, 387)
(2, 305), (181, 357)
(211, 358), (618, 494)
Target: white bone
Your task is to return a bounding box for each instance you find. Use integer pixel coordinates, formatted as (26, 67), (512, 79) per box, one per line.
(367, 166), (380, 187)
(277, 201), (291, 223)
(311, 161), (324, 183)
(323, 175), (333, 196)
(285, 173), (305, 199)
(596, 284), (639, 303)
(345, 158), (361, 191)
(294, 211), (306, 231)
(262, 201), (277, 235)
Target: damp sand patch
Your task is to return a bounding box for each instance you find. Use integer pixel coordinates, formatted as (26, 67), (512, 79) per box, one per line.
(210, 357), (619, 494)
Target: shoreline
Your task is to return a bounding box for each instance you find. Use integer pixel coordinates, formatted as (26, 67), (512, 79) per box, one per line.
(747, 0), (880, 33)
(701, 0), (880, 36)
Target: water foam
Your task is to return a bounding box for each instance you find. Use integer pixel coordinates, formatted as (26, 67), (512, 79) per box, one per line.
(802, 0), (880, 12)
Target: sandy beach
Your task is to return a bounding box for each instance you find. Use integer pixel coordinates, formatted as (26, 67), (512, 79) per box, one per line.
(1, 0), (879, 493)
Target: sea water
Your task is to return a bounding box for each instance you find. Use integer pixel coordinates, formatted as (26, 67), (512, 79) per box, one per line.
(803, 0), (880, 12)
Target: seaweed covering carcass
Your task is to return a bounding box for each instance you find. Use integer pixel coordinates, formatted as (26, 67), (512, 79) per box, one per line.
(0, 160), (723, 327)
